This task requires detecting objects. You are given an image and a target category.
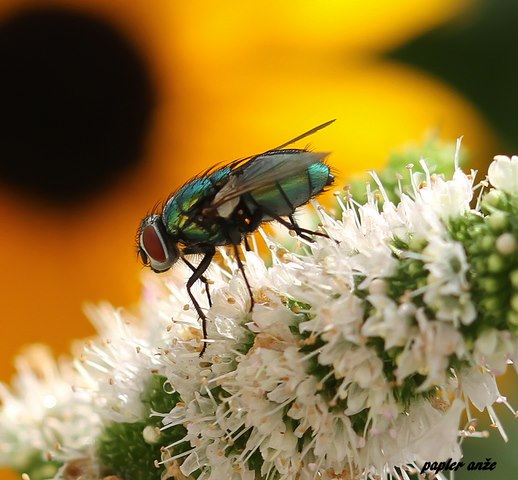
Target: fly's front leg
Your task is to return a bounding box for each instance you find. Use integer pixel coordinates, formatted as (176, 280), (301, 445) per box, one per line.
(182, 246), (215, 356)
(183, 258), (212, 307)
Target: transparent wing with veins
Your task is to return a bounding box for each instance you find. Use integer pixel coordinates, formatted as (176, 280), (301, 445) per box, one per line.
(209, 119), (335, 217)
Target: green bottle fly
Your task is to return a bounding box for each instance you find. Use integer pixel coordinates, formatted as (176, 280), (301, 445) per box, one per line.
(138, 120), (335, 354)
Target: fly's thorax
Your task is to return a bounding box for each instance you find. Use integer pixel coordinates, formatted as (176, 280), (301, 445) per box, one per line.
(163, 198), (227, 245)
(138, 214), (180, 272)
(162, 175), (224, 235)
(161, 169), (235, 245)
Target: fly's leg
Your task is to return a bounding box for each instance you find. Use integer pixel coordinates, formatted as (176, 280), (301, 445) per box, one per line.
(260, 207), (323, 242)
(183, 258), (212, 308)
(243, 236), (252, 252)
(183, 247), (215, 356)
(232, 242), (255, 313)
(236, 203), (260, 252)
(275, 214), (313, 242)
(271, 182), (329, 241)
(287, 214), (329, 240)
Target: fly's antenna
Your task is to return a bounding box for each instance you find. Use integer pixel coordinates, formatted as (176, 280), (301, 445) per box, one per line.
(272, 119), (336, 151)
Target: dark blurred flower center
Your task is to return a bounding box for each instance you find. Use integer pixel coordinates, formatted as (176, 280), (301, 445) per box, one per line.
(0, 7), (155, 204)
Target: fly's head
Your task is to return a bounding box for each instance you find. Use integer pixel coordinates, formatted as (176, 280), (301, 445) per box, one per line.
(137, 214), (179, 273)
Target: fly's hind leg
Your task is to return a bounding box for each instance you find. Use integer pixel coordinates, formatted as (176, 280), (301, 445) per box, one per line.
(276, 215), (313, 242)
(247, 187), (328, 242)
(287, 214), (329, 240)
(182, 246), (215, 356)
(261, 208), (327, 242)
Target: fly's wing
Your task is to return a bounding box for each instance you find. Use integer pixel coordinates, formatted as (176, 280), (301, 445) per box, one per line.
(211, 150), (330, 217)
(207, 119), (335, 217)
(220, 119), (336, 175)
(270, 119), (335, 150)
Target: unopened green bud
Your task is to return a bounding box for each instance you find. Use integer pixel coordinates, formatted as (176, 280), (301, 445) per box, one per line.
(487, 211), (508, 232)
(510, 270), (518, 289)
(408, 262), (423, 276)
(479, 235), (495, 252)
(482, 296), (500, 312)
(408, 237), (427, 252)
(488, 254), (505, 273)
(472, 258), (486, 273)
(482, 189), (506, 210)
(482, 278), (500, 293)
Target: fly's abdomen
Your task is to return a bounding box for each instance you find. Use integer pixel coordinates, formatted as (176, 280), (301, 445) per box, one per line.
(244, 162), (333, 217)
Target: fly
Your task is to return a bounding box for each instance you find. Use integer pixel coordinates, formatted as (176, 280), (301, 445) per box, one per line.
(137, 119), (335, 355)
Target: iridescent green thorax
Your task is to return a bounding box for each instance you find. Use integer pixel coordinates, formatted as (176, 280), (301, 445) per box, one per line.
(163, 168), (231, 244)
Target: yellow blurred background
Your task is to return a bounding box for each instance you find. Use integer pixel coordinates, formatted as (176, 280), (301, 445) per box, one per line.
(0, 0), (514, 477)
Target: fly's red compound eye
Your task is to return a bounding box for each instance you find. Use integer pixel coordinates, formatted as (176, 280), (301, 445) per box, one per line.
(138, 215), (179, 272)
(141, 223), (167, 263)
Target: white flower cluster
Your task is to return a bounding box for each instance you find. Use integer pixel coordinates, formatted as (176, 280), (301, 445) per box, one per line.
(2, 153), (518, 480)
(0, 346), (101, 477)
(158, 157), (515, 480)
